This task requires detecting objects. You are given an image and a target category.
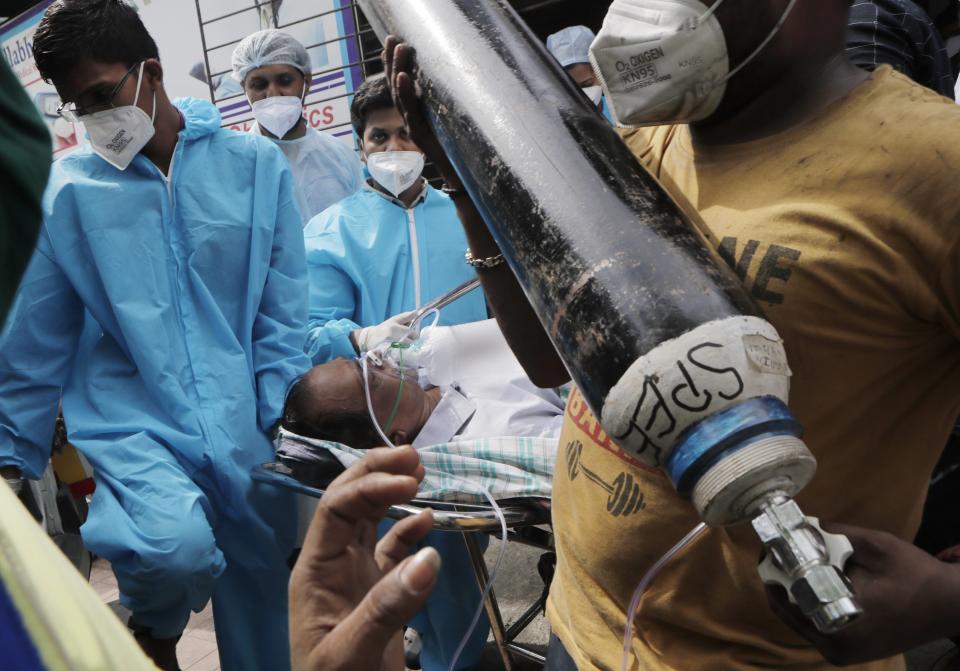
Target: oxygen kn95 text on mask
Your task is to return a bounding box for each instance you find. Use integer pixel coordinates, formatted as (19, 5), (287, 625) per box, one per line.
(589, 0), (798, 127)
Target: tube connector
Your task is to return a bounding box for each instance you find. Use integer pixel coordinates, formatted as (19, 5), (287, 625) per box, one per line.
(752, 497), (862, 633)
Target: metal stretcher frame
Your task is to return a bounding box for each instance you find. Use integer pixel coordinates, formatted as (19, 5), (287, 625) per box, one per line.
(252, 462), (552, 669)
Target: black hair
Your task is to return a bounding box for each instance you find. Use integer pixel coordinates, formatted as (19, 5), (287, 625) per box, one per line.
(283, 404), (382, 450)
(307, 414), (383, 450)
(33, 0), (159, 86)
(350, 73), (395, 137)
(282, 371), (383, 449)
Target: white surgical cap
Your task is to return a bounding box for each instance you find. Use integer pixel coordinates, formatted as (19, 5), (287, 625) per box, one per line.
(231, 29), (312, 83)
(546, 25), (596, 68)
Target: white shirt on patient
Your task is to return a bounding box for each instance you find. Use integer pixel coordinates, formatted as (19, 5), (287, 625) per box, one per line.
(408, 319), (565, 446)
(292, 319), (563, 541)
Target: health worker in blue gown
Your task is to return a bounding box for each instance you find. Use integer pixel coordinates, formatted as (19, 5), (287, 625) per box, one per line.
(0, 3), (312, 670)
(302, 73), (489, 671)
(303, 74), (487, 362)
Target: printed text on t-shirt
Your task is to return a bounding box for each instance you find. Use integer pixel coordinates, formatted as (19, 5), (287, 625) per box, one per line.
(717, 238), (801, 305)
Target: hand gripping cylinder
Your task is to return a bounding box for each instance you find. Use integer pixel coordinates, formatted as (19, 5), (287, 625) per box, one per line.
(358, 0), (862, 632)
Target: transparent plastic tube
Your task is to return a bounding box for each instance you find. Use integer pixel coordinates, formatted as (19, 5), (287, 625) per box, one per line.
(362, 351), (397, 448)
(620, 522), (709, 671)
(361, 308), (440, 447)
(429, 466), (507, 671)
(358, 314), (507, 671)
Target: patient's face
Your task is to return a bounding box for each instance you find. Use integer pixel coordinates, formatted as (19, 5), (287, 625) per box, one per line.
(285, 358), (433, 449)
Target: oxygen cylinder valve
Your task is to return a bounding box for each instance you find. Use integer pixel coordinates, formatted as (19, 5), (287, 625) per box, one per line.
(753, 495), (862, 633)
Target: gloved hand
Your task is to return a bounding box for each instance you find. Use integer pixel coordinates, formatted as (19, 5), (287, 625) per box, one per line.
(352, 311), (419, 353)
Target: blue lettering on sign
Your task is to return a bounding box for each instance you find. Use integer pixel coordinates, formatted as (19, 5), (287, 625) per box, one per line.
(2, 36), (35, 68)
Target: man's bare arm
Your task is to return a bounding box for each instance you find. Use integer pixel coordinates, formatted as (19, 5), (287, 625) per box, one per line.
(384, 37), (569, 388)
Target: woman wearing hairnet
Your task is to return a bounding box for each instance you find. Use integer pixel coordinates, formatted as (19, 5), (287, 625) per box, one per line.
(232, 29), (364, 226)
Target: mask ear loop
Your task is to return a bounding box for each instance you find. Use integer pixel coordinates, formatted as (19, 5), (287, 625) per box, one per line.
(132, 61), (146, 108)
(131, 61), (157, 124)
(721, 0), (798, 83)
(693, 0), (727, 26)
(592, 0), (798, 124)
(678, 0), (800, 90)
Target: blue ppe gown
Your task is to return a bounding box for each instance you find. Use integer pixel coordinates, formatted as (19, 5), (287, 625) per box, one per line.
(303, 182), (491, 670)
(0, 97), (311, 671)
(303, 183), (487, 364)
(252, 123), (364, 227)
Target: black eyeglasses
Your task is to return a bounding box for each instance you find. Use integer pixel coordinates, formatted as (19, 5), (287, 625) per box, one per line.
(57, 61), (142, 122)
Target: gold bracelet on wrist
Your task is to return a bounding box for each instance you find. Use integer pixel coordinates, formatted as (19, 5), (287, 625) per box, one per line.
(465, 249), (505, 270)
(441, 183), (468, 198)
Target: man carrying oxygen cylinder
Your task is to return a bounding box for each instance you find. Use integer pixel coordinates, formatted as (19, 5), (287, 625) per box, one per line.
(301, 73), (489, 671)
(382, 0), (960, 668)
(231, 29), (364, 227)
(0, 1), (314, 669)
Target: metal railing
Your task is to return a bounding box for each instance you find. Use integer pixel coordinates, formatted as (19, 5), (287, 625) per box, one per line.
(191, 0), (580, 176)
(192, 0), (382, 144)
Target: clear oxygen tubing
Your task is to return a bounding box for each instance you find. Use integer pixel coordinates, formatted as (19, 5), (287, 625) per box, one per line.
(430, 465), (507, 671)
(360, 307), (440, 436)
(358, 308), (508, 671)
(620, 522), (709, 671)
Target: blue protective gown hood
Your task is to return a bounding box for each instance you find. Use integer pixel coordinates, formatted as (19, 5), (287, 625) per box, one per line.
(176, 96), (223, 140)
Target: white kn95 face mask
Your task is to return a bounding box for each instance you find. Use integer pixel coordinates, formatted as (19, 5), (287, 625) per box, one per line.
(366, 150), (425, 197)
(589, 0), (797, 127)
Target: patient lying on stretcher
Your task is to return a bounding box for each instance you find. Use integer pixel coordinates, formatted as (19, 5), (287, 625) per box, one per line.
(279, 319), (564, 500)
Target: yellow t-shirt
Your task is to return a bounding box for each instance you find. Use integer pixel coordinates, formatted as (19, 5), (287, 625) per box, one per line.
(546, 66), (960, 671)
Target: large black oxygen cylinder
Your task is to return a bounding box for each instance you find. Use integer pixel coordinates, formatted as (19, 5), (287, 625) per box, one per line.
(356, 0), (810, 505)
(354, 3), (864, 635)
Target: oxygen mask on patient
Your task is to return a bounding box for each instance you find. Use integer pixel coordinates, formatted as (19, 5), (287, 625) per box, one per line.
(357, 308), (509, 671)
(379, 329), (453, 391)
(371, 276), (482, 382)
(355, 316), (439, 455)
